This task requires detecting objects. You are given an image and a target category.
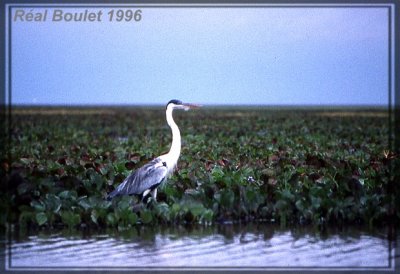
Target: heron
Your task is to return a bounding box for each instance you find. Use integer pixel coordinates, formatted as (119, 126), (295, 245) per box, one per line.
(106, 99), (199, 202)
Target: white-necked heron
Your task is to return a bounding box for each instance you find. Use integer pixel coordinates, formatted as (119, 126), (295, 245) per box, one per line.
(106, 99), (199, 202)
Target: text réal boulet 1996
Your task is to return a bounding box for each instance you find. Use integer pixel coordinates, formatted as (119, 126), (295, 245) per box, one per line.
(13, 9), (142, 22)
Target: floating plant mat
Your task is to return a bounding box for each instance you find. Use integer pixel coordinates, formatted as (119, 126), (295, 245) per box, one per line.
(2, 106), (396, 229)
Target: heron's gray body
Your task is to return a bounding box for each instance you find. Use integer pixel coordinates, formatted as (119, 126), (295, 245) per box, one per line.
(106, 157), (168, 200)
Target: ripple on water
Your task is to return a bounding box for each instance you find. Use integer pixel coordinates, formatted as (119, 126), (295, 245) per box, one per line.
(9, 225), (394, 269)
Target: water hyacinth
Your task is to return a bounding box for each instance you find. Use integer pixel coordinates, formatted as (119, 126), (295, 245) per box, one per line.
(1, 106), (398, 229)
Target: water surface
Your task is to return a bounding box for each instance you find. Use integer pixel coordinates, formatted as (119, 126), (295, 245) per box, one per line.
(7, 224), (397, 271)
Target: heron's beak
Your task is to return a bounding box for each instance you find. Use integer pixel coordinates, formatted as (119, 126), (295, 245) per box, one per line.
(182, 103), (202, 111)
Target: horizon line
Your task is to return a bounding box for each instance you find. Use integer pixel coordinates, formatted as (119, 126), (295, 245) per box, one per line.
(9, 103), (389, 108)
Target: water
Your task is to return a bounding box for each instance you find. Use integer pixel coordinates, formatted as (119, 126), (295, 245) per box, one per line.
(5, 224), (398, 271)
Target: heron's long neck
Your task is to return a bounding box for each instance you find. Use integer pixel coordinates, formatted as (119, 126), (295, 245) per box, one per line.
(166, 107), (181, 164)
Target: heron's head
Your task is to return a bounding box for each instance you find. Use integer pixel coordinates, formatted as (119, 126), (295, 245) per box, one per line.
(166, 99), (201, 111)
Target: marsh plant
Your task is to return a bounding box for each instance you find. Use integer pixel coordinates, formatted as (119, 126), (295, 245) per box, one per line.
(1, 106), (397, 230)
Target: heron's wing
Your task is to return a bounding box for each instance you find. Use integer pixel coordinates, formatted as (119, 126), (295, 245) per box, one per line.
(108, 158), (167, 199)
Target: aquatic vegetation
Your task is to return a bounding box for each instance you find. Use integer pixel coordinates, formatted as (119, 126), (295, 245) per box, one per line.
(1, 106), (397, 229)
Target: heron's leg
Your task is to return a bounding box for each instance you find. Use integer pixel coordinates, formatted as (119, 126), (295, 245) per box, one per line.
(141, 189), (151, 203)
(151, 188), (158, 201)
(130, 196), (143, 212)
(132, 203), (143, 212)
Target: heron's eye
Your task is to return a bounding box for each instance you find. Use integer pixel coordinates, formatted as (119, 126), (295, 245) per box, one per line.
(162, 162), (167, 167)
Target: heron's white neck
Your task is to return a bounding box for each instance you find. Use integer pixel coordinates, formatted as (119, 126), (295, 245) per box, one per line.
(163, 106), (181, 172)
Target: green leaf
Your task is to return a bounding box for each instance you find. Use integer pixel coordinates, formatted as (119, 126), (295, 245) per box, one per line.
(88, 196), (101, 208)
(90, 172), (104, 190)
(91, 210), (98, 224)
(295, 200), (305, 212)
(106, 213), (117, 226)
(35, 212), (47, 226)
(280, 189), (295, 201)
(126, 211), (138, 224)
(171, 203), (180, 212)
(19, 211), (34, 227)
(99, 166), (108, 175)
(211, 166), (224, 181)
(201, 209), (213, 222)
(117, 196), (132, 211)
(17, 183), (31, 195)
(58, 190), (77, 200)
(121, 210), (138, 225)
(154, 202), (170, 221)
(99, 199), (112, 209)
(311, 196), (321, 209)
(141, 210), (153, 224)
(31, 200), (45, 212)
(61, 211), (81, 228)
(20, 158), (32, 165)
(45, 194), (61, 213)
(189, 203), (205, 217)
(78, 197), (92, 210)
(275, 200), (288, 211)
(114, 162), (126, 173)
(220, 189), (234, 208)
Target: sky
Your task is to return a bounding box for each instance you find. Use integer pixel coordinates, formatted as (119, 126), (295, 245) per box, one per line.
(10, 6), (389, 106)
